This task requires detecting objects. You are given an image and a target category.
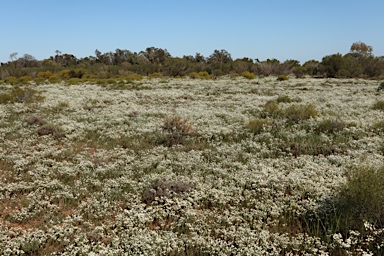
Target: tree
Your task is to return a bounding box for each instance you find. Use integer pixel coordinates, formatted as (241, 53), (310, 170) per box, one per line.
(9, 52), (18, 62)
(321, 53), (344, 78)
(139, 47), (171, 65)
(350, 41), (373, 58)
(207, 49), (232, 75)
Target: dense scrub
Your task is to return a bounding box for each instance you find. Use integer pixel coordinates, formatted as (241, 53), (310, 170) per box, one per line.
(1, 42), (383, 83)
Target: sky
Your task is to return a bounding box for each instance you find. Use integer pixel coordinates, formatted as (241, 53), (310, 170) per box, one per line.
(1, 0), (384, 64)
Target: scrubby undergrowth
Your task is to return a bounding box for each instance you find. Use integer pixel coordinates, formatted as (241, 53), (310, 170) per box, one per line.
(0, 77), (383, 255)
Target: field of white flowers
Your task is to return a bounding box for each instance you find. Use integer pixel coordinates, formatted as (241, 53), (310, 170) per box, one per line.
(0, 77), (383, 255)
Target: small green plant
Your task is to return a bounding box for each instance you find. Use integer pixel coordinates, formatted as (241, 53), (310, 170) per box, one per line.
(241, 71), (256, 79)
(246, 118), (272, 134)
(277, 75), (289, 81)
(372, 100), (384, 111)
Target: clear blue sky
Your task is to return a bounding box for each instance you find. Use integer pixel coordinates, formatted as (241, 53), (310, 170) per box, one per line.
(1, 0), (383, 64)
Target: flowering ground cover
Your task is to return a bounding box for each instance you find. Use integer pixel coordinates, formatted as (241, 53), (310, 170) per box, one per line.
(0, 77), (383, 255)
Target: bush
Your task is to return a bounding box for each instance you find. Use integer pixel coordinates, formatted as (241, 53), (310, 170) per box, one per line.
(0, 87), (45, 104)
(148, 72), (163, 79)
(246, 118), (272, 134)
(315, 119), (345, 134)
(198, 71), (211, 79)
(261, 101), (281, 118)
(283, 104), (318, 123)
(18, 76), (33, 84)
(37, 71), (53, 79)
(372, 120), (384, 132)
(372, 100), (384, 111)
(157, 115), (195, 147)
(189, 72), (199, 79)
(4, 76), (17, 85)
(26, 116), (47, 126)
(37, 124), (66, 140)
(241, 71), (256, 79)
(277, 75), (289, 81)
(276, 95), (292, 103)
(143, 177), (193, 204)
(311, 165), (384, 237)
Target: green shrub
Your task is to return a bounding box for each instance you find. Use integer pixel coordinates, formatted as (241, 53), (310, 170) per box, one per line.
(126, 74), (143, 81)
(372, 100), (384, 111)
(148, 72), (163, 79)
(372, 120), (384, 132)
(276, 95), (292, 103)
(37, 71), (53, 79)
(198, 71), (211, 79)
(261, 101), (281, 118)
(66, 78), (82, 85)
(33, 77), (47, 85)
(0, 87), (45, 104)
(18, 76), (33, 84)
(4, 76), (17, 85)
(277, 75), (289, 81)
(283, 104), (318, 123)
(246, 118), (272, 134)
(241, 71), (256, 79)
(48, 75), (60, 83)
(315, 119), (345, 134)
(0, 93), (12, 104)
(313, 165), (384, 236)
(189, 72), (199, 79)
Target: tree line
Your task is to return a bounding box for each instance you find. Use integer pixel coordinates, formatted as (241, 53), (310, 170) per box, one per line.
(1, 41), (383, 82)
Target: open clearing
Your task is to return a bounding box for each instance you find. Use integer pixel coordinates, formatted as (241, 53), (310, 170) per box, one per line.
(0, 77), (383, 255)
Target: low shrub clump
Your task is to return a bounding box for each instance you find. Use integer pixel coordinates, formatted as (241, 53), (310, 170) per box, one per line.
(0, 87), (45, 104)
(260, 101), (281, 118)
(241, 71), (256, 79)
(283, 104), (318, 123)
(372, 100), (384, 111)
(4, 76), (18, 85)
(148, 72), (163, 79)
(143, 177), (193, 205)
(304, 165), (384, 255)
(246, 118), (272, 134)
(189, 71), (211, 79)
(315, 119), (346, 134)
(277, 75), (289, 81)
(37, 124), (66, 140)
(157, 115), (196, 147)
